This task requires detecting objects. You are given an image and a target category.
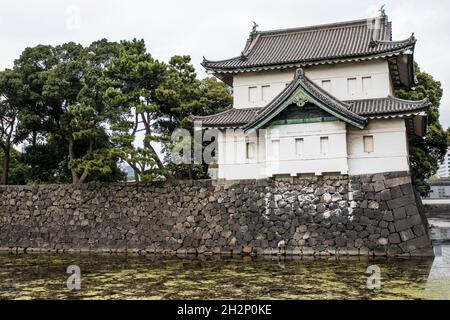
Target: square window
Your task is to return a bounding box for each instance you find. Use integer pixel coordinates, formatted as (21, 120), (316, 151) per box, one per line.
(246, 142), (255, 160)
(347, 78), (357, 97)
(320, 137), (329, 154)
(261, 85), (270, 102)
(295, 138), (304, 156)
(272, 140), (280, 159)
(362, 76), (372, 96)
(363, 135), (374, 153)
(248, 86), (257, 103)
(321, 80), (331, 92)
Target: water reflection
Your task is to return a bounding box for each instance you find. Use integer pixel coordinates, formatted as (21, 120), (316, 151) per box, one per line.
(425, 245), (450, 299)
(0, 248), (449, 300)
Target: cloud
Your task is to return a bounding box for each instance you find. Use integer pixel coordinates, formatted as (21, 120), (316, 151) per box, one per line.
(1, 0), (449, 126)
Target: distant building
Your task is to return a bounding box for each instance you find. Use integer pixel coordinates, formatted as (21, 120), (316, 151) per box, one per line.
(436, 147), (450, 178)
(427, 178), (450, 199)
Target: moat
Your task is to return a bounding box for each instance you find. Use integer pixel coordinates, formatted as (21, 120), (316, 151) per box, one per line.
(0, 244), (449, 300)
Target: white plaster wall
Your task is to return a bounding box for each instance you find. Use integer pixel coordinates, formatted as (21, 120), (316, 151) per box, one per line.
(265, 121), (348, 176)
(347, 118), (409, 175)
(306, 60), (393, 100)
(217, 121), (349, 179)
(233, 69), (295, 109)
(217, 129), (268, 179)
(232, 60), (393, 108)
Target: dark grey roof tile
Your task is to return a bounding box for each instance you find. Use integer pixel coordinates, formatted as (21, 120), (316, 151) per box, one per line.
(202, 17), (415, 72)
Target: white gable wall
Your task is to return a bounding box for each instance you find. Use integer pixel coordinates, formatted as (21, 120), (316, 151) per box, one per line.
(232, 60), (393, 108)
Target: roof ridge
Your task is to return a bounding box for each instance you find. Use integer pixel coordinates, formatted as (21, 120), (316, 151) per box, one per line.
(345, 95), (430, 105)
(192, 106), (261, 120)
(202, 55), (241, 65)
(256, 16), (384, 36)
(191, 107), (234, 120)
(387, 94), (430, 105)
(374, 34), (416, 45)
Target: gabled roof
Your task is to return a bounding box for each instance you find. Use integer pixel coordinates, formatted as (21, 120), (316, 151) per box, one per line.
(202, 16), (415, 77)
(242, 69), (367, 131)
(192, 71), (430, 129)
(347, 96), (430, 118)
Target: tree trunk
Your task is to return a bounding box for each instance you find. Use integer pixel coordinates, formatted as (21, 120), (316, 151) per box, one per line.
(0, 146), (10, 185)
(127, 162), (141, 182)
(143, 138), (173, 182)
(139, 112), (173, 182)
(78, 170), (89, 184)
(32, 131), (37, 148)
(187, 164), (193, 180)
(68, 135), (79, 184)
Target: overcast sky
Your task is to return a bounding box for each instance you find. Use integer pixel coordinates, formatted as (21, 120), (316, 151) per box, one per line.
(1, 0), (449, 127)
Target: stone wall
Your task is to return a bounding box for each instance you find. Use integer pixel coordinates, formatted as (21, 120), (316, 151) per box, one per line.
(0, 171), (433, 256)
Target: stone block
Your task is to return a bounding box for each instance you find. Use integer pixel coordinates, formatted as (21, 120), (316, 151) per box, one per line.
(382, 211), (394, 222)
(390, 186), (403, 199)
(388, 233), (401, 244)
(242, 246), (252, 254)
(372, 173), (386, 182)
(380, 189), (391, 201)
(359, 247), (370, 255)
(387, 195), (415, 210)
(393, 207), (407, 220)
(400, 229), (415, 242)
(394, 215), (422, 232)
(374, 248), (387, 256)
(400, 184), (414, 196)
(413, 224), (425, 237)
(405, 204), (420, 217)
(373, 181), (385, 193)
(399, 236), (431, 253)
(387, 244), (402, 256)
(384, 176), (411, 189)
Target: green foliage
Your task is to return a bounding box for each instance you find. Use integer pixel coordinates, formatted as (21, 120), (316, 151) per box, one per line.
(0, 68), (29, 184)
(395, 63), (448, 195)
(154, 56), (231, 180)
(0, 148), (28, 185)
(104, 39), (168, 182)
(1, 38), (231, 185)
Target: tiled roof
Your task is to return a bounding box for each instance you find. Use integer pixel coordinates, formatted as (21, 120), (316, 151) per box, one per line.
(202, 17), (415, 73)
(347, 96), (430, 117)
(193, 71), (429, 129)
(192, 107), (260, 128)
